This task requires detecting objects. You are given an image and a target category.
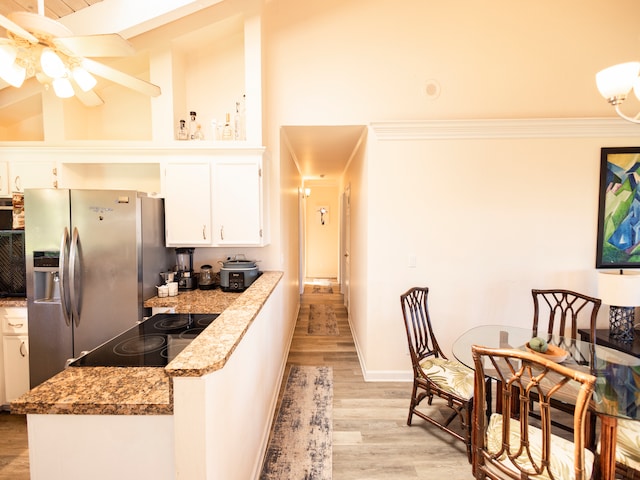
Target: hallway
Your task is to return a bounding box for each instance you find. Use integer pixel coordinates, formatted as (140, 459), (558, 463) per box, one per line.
(271, 281), (471, 479)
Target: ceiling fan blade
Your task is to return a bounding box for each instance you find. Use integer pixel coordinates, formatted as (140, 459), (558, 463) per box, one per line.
(54, 34), (136, 58)
(81, 58), (161, 97)
(0, 13), (38, 44)
(73, 87), (104, 107)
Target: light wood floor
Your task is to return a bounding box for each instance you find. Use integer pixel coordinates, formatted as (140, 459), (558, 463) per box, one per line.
(0, 282), (473, 480)
(280, 282), (473, 479)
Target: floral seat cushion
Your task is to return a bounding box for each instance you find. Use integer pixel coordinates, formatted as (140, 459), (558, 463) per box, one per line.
(486, 413), (594, 480)
(418, 357), (474, 400)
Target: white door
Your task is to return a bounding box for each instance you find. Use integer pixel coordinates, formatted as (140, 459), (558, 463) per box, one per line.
(341, 184), (351, 310)
(10, 162), (57, 192)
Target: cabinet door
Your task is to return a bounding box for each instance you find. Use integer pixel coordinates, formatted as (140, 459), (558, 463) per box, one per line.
(212, 156), (263, 246)
(164, 162), (212, 246)
(3, 335), (29, 402)
(0, 162), (9, 197)
(10, 162), (57, 192)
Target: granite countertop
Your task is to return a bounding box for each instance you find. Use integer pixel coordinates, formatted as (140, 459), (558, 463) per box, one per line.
(11, 271), (283, 416)
(0, 297), (27, 307)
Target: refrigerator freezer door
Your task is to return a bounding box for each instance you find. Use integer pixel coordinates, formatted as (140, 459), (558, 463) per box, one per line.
(69, 190), (141, 357)
(25, 189), (73, 388)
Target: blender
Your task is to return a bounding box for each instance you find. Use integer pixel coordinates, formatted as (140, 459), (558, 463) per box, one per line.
(175, 248), (197, 290)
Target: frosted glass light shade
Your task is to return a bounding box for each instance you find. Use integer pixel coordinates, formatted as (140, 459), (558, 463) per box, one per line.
(597, 270), (640, 307)
(596, 61), (640, 101)
(71, 67), (96, 92)
(52, 77), (74, 98)
(0, 62), (26, 88)
(40, 48), (66, 78)
(0, 44), (17, 68)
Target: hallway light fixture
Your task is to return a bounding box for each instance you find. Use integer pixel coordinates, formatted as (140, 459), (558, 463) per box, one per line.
(304, 188), (311, 198)
(596, 61), (640, 124)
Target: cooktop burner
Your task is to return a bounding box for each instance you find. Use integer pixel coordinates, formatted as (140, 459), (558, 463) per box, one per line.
(69, 313), (220, 367)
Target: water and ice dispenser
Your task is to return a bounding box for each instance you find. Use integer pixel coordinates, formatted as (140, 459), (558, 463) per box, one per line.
(32, 251), (60, 302)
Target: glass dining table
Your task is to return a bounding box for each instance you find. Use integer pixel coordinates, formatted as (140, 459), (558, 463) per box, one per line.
(452, 325), (640, 480)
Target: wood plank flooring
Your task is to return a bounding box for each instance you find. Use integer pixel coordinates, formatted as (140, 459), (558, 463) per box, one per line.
(0, 281), (473, 480)
(277, 282), (473, 479)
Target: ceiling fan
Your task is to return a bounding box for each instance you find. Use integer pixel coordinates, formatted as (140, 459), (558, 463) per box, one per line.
(0, 2), (161, 106)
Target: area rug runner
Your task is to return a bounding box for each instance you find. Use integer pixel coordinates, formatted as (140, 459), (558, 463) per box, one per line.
(311, 285), (333, 294)
(308, 304), (340, 336)
(260, 366), (333, 480)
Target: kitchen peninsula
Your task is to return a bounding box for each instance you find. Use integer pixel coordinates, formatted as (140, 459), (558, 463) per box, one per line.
(11, 271), (285, 480)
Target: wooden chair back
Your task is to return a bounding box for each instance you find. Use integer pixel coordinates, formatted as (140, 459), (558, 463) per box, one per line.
(471, 345), (596, 480)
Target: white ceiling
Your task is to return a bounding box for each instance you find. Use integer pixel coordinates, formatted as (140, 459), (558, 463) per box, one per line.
(282, 125), (366, 182)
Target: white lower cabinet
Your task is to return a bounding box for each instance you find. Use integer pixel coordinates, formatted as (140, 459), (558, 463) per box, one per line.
(1, 307), (29, 404)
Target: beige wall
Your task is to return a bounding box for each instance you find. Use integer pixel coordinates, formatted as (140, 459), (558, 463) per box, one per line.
(263, 0), (640, 379)
(305, 184), (339, 278)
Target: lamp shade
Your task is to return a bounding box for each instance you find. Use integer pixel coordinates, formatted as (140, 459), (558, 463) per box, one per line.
(595, 61), (640, 100)
(597, 270), (640, 307)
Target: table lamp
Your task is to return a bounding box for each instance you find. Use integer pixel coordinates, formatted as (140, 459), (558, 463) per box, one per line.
(597, 270), (640, 342)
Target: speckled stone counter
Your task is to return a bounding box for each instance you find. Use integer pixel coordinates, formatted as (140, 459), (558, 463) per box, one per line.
(11, 271), (283, 415)
(0, 297), (27, 307)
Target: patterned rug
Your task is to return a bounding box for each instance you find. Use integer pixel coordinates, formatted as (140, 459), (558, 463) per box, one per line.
(312, 285), (334, 294)
(260, 366), (333, 480)
(308, 304), (340, 336)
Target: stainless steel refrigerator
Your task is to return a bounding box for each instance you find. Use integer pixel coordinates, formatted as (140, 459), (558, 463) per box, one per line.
(25, 189), (173, 388)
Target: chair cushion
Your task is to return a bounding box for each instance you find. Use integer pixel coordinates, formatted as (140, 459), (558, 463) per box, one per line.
(486, 413), (594, 480)
(418, 357), (474, 400)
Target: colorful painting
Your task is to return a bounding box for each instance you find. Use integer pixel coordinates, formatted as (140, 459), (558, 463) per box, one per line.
(596, 147), (640, 268)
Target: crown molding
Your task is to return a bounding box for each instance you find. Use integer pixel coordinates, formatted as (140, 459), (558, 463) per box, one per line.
(370, 118), (640, 140)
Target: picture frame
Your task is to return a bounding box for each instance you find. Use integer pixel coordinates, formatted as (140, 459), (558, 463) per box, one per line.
(596, 146), (640, 268)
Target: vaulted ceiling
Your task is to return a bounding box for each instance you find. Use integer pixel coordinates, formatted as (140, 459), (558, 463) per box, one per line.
(0, 0), (101, 19)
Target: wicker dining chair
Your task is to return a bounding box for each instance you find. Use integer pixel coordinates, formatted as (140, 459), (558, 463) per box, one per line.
(531, 289), (601, 446)
(400, 286), (475, 462)
(471, 345), (596, 480)
(531, 289), (601, 348)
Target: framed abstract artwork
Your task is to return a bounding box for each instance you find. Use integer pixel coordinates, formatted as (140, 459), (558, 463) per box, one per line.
(596, 147), (640, 268)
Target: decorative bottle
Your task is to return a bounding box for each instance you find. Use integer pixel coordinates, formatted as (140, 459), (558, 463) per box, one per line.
(176, 119), (188, 140)
(193, 124), (205, 140)
(222, 113), (234, 140)
(189, 111), (198, 140)
(234, 95), (246, 141)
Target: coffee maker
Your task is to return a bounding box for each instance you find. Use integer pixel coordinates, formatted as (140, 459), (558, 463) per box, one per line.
(175, 248), (197, 290)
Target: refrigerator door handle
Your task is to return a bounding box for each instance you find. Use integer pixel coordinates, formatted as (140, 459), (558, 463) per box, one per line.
(58, 227), (72, 327)
(69, 227), (82, 327)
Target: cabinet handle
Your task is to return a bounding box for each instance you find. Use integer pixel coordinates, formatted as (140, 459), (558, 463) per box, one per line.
(202, 225), (207, 240)
(220, 226), (224, 241)
(19, 341), (26, 357)
(8, 321), (24, 328)
(14, 175), (21, 191)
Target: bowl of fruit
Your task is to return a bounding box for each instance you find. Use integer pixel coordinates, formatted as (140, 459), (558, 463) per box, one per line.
(525, 336), (568, 363)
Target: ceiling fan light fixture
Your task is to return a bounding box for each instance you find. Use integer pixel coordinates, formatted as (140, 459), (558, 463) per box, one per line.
(72, 66), (96, 92)
(52, 77), (74, 98)
(0, 61), (26, 88)
(0, 44), (17, 68)
(40, 47), (66, 78)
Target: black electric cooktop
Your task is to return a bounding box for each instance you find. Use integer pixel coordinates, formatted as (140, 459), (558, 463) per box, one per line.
(69, 313), (220, 367)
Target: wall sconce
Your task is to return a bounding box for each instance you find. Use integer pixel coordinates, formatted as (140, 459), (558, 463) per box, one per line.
(304, 188), (311, 198)
(318, 207), (328, 225)
(597, 270), (640, 342)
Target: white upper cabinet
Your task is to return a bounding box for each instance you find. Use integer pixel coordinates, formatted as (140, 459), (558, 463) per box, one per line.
(9, 162), (57, 192)
(164, 161), (212, 246)
(211, 155), (264, 246)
